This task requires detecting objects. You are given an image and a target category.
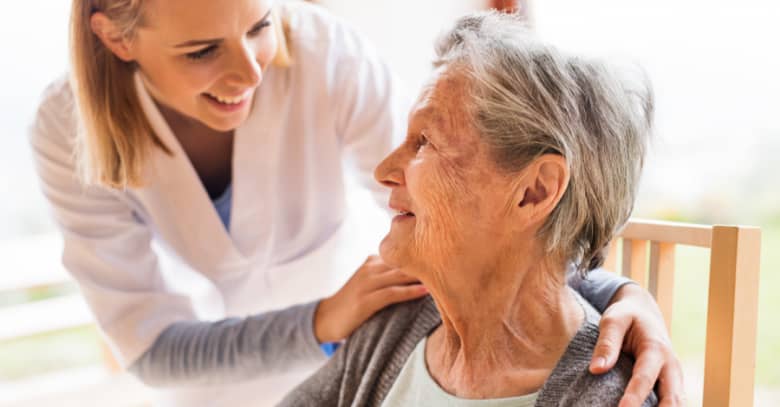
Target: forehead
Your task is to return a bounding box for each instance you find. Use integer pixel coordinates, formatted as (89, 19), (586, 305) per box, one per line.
(141, 0), (269, 39)
(409, 70), (475, 144)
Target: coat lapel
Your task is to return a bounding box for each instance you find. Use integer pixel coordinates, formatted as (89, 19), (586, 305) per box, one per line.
(228, 66), (286, 264)
(131, 73), (246, 275)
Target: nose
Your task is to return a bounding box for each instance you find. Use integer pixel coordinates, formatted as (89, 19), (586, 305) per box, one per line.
(374, 147), (406, 189)
(226, 42), (262, 88)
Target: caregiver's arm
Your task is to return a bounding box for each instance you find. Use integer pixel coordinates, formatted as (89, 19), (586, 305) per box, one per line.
(570, 271), (685, 407)
(129, 302), (326, 386)
(131, 256), (427, 386)
(568, 268), (633, 313)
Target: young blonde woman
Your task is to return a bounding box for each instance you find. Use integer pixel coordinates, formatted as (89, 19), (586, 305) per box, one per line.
(29, 0), (684, 406)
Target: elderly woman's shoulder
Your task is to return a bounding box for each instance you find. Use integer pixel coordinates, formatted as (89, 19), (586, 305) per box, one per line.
(554, 354), (657, 406)
(350, 295), (439, 348)
(537, 296), (658, 406)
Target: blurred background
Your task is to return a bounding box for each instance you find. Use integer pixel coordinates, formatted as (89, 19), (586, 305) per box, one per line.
(0, 0), (777, 405)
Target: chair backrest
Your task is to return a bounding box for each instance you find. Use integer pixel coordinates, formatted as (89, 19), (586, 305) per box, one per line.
(603, 219), (761, 407)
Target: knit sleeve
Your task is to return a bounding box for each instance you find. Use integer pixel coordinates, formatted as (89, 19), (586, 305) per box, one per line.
(278, 297), (437, 406)
(558, 356), (659, 406)
(276, 326), (351, 406)
(129, 301), (327, 386)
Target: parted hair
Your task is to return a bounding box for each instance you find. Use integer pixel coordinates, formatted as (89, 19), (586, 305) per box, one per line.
(434, 11), (654, 274)
(69, 0), (292, 188)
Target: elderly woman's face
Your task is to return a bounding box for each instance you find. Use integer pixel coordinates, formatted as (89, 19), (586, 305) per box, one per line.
(375, 71), (517, 273)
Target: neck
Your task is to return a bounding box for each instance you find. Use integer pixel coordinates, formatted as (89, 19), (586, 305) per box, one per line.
(152, 98), (235, 199)
(423, 254), (583, 399)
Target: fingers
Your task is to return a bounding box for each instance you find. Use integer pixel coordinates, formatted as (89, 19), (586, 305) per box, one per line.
(618, 345), (665, 407)
(357, 256), (420, 290)
(590, 313), (632, 374)
(656, 359), (686, 407)
(372, 268), (421, 289)
(358, 255), (392, 274)
(317, 256), (425, 342)
(365, 284), (428, 311)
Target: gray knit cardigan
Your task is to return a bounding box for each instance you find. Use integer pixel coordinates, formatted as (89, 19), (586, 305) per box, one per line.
(279, 294), (657, 406)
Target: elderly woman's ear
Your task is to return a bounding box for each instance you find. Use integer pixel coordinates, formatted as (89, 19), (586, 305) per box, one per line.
(513, 154), (570, 224)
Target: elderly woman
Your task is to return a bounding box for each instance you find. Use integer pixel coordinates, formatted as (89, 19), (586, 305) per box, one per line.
(282, 11), (658, 407)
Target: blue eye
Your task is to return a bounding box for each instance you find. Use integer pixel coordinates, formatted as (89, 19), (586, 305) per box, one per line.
(186, 45), (218, 60)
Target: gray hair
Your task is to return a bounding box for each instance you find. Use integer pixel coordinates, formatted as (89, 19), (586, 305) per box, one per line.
(434, 11), (654, 275)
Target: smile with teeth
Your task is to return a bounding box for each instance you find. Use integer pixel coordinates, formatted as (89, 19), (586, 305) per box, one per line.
(397, 210), (415, 217)
(205, 91), (251, 105)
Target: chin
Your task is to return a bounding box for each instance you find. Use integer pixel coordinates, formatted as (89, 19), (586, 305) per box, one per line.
(203, 116), (246, 132)
(381, 229), (420, 270)
(208, 121), (240, 132)
(378, 236), (404, 268)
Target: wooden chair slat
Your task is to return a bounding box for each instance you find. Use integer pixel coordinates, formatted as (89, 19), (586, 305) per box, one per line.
(703, 226), (761, 407)
(622, 239), (649, 287)
(603, 240), (619, 272)
(621, 219), (713, 248)
(648, 242), (676, 332)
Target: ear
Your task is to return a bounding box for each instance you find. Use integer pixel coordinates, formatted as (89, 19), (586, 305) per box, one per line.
(91, 12), (135, 62)
(514, 154), (570, 224)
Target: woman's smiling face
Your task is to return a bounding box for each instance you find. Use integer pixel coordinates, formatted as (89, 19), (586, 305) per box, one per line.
(374, 69), (519, 276)
(124, 0), (278, 131)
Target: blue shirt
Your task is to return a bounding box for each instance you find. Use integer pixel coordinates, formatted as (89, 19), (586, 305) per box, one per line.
(213, 183), (233, 230)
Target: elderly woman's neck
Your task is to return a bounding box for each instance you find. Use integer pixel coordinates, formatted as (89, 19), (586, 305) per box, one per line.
(424, 256), (584, 398)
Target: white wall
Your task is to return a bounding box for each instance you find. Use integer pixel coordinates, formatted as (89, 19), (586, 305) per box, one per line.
(319, 0), (487, 91)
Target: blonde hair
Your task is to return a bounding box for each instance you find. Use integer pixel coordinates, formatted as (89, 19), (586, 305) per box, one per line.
(69, 0), (292, 188)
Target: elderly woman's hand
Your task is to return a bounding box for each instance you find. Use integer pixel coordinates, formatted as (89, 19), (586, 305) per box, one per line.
(589, 283), (685, 407)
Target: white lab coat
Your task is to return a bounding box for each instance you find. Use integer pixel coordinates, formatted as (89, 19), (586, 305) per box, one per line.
(29, 3), (409, 405)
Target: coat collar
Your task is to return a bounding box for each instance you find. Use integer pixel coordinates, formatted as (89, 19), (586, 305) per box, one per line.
(131, 72), (249, 273)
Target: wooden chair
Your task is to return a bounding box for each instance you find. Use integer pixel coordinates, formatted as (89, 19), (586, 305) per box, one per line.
(603, 219), (761, 407)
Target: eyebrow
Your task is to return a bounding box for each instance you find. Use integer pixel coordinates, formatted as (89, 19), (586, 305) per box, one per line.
(419, 107), (448, 134)
(172, 10), (272, 48)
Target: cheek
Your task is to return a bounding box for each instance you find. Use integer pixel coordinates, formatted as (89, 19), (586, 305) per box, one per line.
(144, 58), (218, 103)
(177, 64), (221, 95)
(409, 157), (476, 258)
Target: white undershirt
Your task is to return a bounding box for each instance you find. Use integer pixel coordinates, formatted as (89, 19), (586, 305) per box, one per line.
(382, 337), (539, 407)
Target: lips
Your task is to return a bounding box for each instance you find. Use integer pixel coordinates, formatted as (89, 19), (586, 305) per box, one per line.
(389, 197), (415, 217)
(203, 90), (253, 105)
